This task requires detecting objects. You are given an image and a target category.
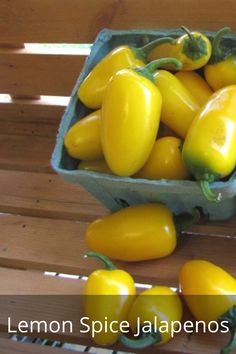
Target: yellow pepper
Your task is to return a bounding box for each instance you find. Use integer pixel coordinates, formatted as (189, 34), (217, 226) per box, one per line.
(78, 159), (112, 174)
(175, 71), (213, 106)
(153, 70), (200, 138)
(148, 26), (212, 71)
(64, 109), (103, 160)
(120, 286), (183, 348)
(182, 85), (236, 202)
(85, 203), (200, 262)
(78, 37), (175, 108)
(135, 136), (190, 180)
(204, 27), (236, 91)
(179, 260), (236, 354)
(83, 252), (136, 346)
(101, 58), (182, 176)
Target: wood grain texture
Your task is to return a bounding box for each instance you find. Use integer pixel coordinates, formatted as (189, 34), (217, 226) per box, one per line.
(0, 170), (107, 221)
(0, 338), (86, 354)
(0, 268), (232, 354)
(0, 213), (235, 285)
(0, 0), (236, 43)
(0, 99), (65, 120)
(0, 49), (85, 96)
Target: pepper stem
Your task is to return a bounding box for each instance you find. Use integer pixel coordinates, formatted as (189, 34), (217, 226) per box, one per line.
(120, 328), (161, 349)
(200, 180), (221, 203)
(174, 208), (201, 235)
(137, 37), (176, 59)
(221, 326), (236, 354)
(145, 57), (182, 73)
(211, 27), (231, 63)
(181, 26), (199, 51)
(85, 251), (116, 270)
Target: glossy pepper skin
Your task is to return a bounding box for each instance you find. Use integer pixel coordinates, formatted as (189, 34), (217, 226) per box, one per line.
(85, 203), (200, 262)
(204, 27), (236, 91)
(148, 26), (212, 71)
(83, 252), (136, 346)
(182, 85), (236, 202)
(78, 159), (112, 174)
(78, 37), (175, 109)
(120, 286), (183, 348)
(175, 71), (213, 106)
(153, 70), (200, 138)
(101, 58), (182, 176)
(179, 260), (236, 354)
(64, 109), (103, 160)
(135, 136), (190, 180)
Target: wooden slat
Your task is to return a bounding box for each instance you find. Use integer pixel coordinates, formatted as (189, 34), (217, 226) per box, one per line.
(0, 338), (87, 354)
(0, 269), (232, 354)
(0, 213), (235, 285)
(0, 99), (65, 120)
(0, 49), (85, 96)
(0, 0), (236, 43)
(0, 170), (107, 221)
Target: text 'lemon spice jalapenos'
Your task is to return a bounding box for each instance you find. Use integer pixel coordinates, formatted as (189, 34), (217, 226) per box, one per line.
(179, 260), (236, 354)
(120, 286), (183, 349)
(83, 252), (135, 346)
(204, 27), (236, 91)
(101, 57), (182, 177)
(78, 36), (175, 109)
(148, 26), (212, 71)
(182, 85), (236, 202)
(85, 203), (200, 262)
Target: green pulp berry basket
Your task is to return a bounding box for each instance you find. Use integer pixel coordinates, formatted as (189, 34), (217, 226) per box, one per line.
(51, 28), (236, 220)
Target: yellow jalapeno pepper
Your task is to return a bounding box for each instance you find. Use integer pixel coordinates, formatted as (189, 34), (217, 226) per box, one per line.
(85, 203), (200, 262)
(135, 136), (190, 180)
(148, 26), (212, 71)
(83, 252), (136, 346)
(179, 260), (236, 354)
(175, 71), (213, 106)
(64, 109), (103, 160)
(182, 85), (236, 202)
(78, 37), (175, 109)
(120, 286), (183, 348)
(153, 70), (200, 138)
(204, 27), (236, 91)
(101, 58), (182, 176)
(78, 159), (112, 174)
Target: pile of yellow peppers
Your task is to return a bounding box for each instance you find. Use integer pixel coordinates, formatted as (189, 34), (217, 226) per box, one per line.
(63, 26), (236, 352)
(64, 25), (236, 202)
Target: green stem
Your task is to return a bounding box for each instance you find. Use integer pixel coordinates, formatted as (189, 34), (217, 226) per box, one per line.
(145, 57), (182, 73)
(85, 251), (116, 270)
(221, 326), (236, 354)
(136, 37), (176, 59)
(174, 208), (201, 235)
(181, 26), (199, 51)
(120, 328), (161, 349)
(200, 180), (221, 203)
(211, 27), (231, 63)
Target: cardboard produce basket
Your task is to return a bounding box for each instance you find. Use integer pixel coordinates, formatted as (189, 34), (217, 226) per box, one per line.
(51, 28), (236, 220)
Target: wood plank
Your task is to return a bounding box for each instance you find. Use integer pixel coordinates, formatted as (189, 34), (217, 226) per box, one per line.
(0, 99), (66, 120)
(0, 269), (232, 354)
(0, 0), (236, 43)
(0, 49), (85, 96)
(0, 338), (87, 354)
(0, 213), (235, 285)
(0, 170), (107, 221)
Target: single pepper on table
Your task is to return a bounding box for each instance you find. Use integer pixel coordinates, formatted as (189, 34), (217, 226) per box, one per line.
(120, 286), (183, 348)
(182, 84), (236, 202)
(85, 203), (200, 262)
(179, 260), (236, 354)
(78, 36), (175, 108)
(83, 252), (136, 346)
(204, 27), (236, 90)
